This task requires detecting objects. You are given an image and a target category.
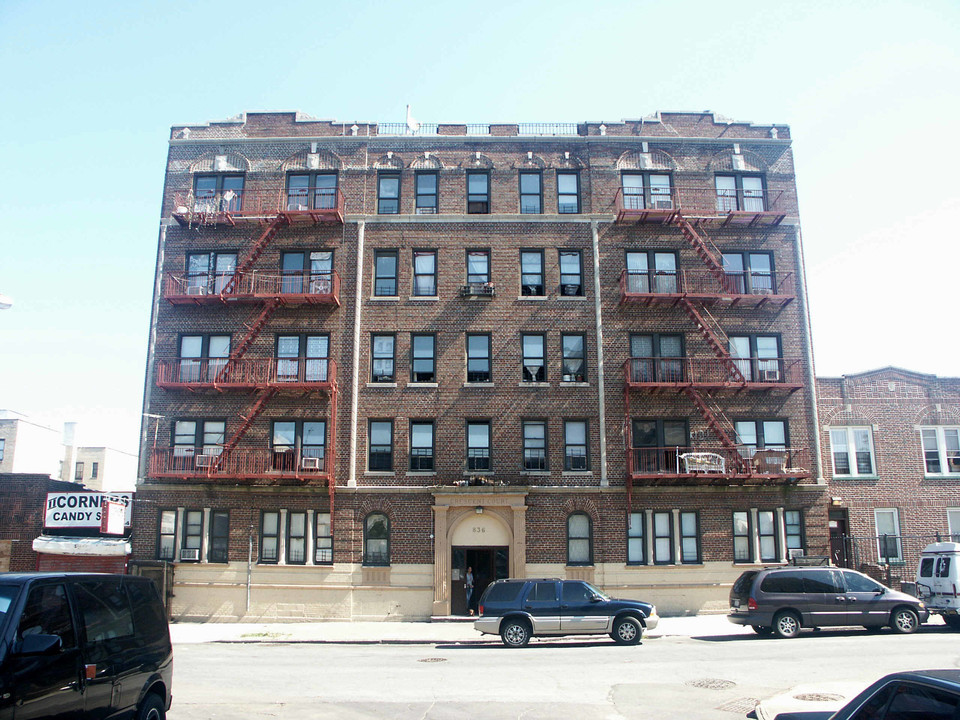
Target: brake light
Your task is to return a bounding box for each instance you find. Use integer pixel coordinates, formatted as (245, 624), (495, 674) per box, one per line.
(478, 604), (483, 616)
(748, 598), (758, 611)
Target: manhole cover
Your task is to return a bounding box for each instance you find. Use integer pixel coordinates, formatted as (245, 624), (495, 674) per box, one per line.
(716, 698), (759, 714)
(794, 693), (845, 702)
(686, 678), (737, 690)
(417, 657), (448, 663)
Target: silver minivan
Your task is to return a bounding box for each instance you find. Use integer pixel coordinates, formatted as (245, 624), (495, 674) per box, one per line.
(728, 566), (928, 638)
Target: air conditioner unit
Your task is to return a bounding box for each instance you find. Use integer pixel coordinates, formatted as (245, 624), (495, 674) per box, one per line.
(652, 200), (674, 209)
(195, 454), (218, 468)
(301, 457), (321, 470)
(750, 286), (775, 295)
(415, 207), (437, 215)
(180, 548), (200, 561)
(788, 548), (805, 561)
(186, 285), (208, 296)
(759, 369), (781, 382)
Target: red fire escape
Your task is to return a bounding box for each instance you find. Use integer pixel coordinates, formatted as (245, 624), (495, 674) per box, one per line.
(153, 188), (345, 518)
(618, 184), (808, 504)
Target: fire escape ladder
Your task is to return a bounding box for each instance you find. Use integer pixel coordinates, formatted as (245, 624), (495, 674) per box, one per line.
(675, 216), (731, 291)
(682, 387), (748, 472)
(232, 300), (280, 363)
(222, 387), (278, 453)
(679, 298), (745, 383)
(221, 215), (289, 294)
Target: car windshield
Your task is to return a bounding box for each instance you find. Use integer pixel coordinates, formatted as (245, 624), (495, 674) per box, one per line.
(583, 582), (610, 601)
(0, 585), (19, 635)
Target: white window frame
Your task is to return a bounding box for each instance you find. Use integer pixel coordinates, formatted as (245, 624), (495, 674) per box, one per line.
(948, 508), (960, 542)
(920, 426), (960, 476)
(874, 508), (903, 564)
(829, 426), (876, 477)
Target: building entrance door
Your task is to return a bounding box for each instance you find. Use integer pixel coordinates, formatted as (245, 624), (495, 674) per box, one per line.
(829, 509), (852, 568)
(451, 547), (508, 616)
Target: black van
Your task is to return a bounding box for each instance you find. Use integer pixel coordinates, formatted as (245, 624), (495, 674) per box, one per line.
(0, 573), (172, 719)
(728, 566), (928, 638)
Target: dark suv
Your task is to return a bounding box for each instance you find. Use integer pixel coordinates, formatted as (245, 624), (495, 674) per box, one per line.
(728, 566), (928, 638)
(474, 578), (659, 647)
(0, 573), (172, 719)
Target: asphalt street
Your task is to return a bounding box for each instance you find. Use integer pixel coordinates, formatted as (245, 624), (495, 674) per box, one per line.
(166, 622), (960, 719)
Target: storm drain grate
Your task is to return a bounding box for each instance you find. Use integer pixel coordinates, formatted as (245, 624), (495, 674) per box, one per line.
(685, 678), (736, 691)
(417, 657), (448, 663)
(794, 693), (845, 702)
(716, 698), (759, 714)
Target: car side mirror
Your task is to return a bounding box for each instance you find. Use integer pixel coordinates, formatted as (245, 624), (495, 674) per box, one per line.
(590, 594), (603, 603)
(874, 587), (885, 595)
(18, 633), (62, 656)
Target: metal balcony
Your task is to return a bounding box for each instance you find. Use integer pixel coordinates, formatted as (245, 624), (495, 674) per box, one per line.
(626, 446), (810, 485)
(156, 358), (337, 392)
(148, 447), (330, 481)
(163, 271), (341, 306)
(623, 357), (803, 393)
(619, 269), (795, 308)
(171, 189), (345, 226)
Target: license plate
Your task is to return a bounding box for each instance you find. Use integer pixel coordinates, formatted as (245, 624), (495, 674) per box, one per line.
(733, 599), (740, 608)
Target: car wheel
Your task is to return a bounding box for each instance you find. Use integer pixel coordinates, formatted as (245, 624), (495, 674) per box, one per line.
(500, 619), (531, 648)
(773, 611), (801, 639)
(611, 616), (643, 645)
(751, 625), (773, 635)
(890, 607), (919, 634)
(137, 693), (166, 720)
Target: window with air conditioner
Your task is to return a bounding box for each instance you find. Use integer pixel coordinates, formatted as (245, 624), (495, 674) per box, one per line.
(186, 252), (237, 296)
(620, 172), (673, 211)
(729, 335), (782, 383)
(181, 509), (202, 561)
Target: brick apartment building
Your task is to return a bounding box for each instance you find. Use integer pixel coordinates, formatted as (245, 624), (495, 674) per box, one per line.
(135, 111), (826, 620)
(818, 367), (960, 579)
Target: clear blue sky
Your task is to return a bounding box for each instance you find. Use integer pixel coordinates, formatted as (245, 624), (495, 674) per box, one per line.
(1, 0), (958, 453)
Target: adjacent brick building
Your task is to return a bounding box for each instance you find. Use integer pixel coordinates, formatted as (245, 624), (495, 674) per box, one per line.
(135, 111), (826, 620)
(818, 367), (960, 580)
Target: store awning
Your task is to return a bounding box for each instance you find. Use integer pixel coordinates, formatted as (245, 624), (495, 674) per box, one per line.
(32, 535), (131, 557)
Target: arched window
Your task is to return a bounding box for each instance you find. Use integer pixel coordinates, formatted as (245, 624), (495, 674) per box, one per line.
(363, 512), (390, 566)
(567, 512), (592, 566)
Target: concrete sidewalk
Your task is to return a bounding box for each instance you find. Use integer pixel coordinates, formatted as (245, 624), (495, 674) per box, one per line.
(169, 612), (745, 645)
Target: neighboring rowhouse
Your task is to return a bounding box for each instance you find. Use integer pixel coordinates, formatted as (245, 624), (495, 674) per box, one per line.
(818, 367), (960, 582)
(135, 111), (826, 620)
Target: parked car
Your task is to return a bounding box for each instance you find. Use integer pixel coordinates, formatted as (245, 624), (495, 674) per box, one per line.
(916, 542), (960, 629)
(0, 572), (172, 719)
(766, 669), (960, 720)
(474, 578), (658, 648)
(728, 566), (928, 638)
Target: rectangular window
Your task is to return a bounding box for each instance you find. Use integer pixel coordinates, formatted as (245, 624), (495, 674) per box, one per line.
(368, 421), (394, 472)
(410, 421), (435, 471)
(875, 508), (903, 563)
(209, 510), (229, 563)
(182, 509), (202, 560)
(411, 334), (435, 383)
(186, 251), (237, 295)
(653, 512), (673, 564)
(680, 512), (699, 563)
(466, 334), (491, 382)
(561, 334), (586, 382)
(281, 251), (334, 295)
(559, 250), (583, 296)
(377, 173), (400, 214)
(728, 335), (781, 383)
(629, 333), (684, 383)
(722, 252), (775, 294)
(758, 511), (777, 562)
(520, 250), (544, 296)
(785, 510), (803, 555)
(415, 172), (438, 214)
(276, 334), (329, 383)
(260, 511), (280, 563)
(372, 334), (395, 382)
(315, 512), (333, 564)
(466, 250), (490, 284)
(735, 420), (787, 470)
(733, 511), (751, 562)
(466, 172), (490, 213)
(557, 171), (580, 214)
(287, 172), (337, 211)
(412, 251), (437, 296)
(620, 172), (673, 210)
(921, 427), (960, 475)
(627, 512), (645, 564)
(159, 510), (177, 561)
(715, 174), (766, 213)
(178, 334), (231, 383)
(625, 251), (678, 294)
(949, 509), (960, 542)
(521, 334), (546, 382)
(830, 427), (876, 477)
(564, 420), (588, 471)
(522, 420), (547, 471)
(287, 512), (307, 564)
(467, 421), (491, 471)
(75, 462), (84, 481)
(194, 174), (244, 213)
(374, 250), (398, 296)
(630, 419), (688, 473)
(91, 462), (99, 479)
(519, 171), (542, 214)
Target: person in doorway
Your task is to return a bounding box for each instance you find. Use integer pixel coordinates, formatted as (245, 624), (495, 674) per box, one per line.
(465, 566), (475, 616)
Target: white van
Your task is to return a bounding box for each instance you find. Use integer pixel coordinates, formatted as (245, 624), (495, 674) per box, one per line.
(916, 542), (960, 629)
